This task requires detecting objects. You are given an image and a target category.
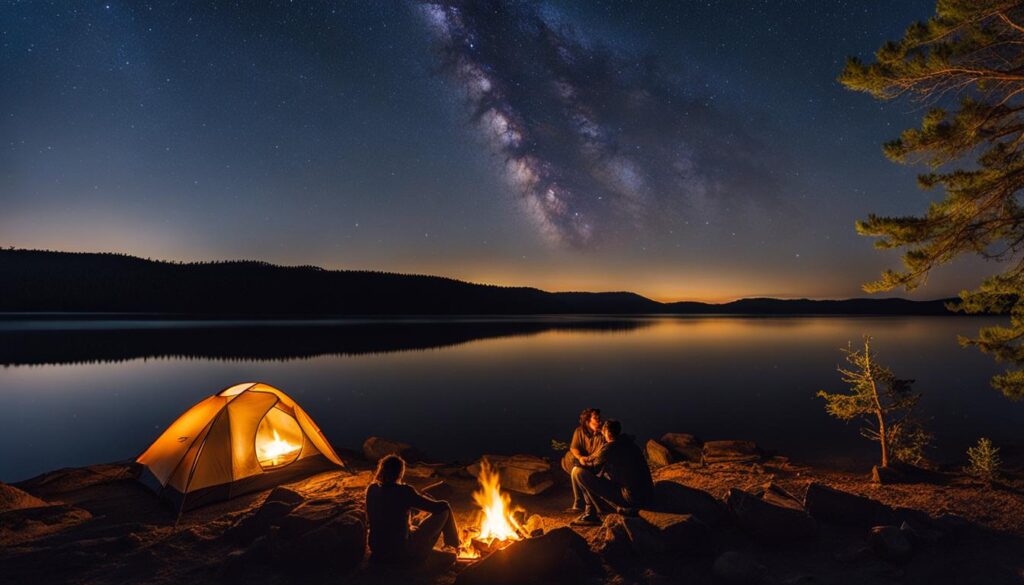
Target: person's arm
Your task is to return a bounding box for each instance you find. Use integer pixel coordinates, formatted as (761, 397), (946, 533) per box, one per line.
(404, 484), (449, 514)
(569, 427), (587, 462)
(587, 442), (610, 468)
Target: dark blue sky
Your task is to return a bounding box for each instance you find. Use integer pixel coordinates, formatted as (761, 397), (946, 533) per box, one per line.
(0, 1), (985, 300)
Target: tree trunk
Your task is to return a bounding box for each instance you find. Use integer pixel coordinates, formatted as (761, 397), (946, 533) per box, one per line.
(866, 342), (890, 468)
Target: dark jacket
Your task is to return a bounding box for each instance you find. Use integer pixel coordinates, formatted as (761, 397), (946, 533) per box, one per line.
(588, 434), (654, 505)
(365, 482), (447, 560)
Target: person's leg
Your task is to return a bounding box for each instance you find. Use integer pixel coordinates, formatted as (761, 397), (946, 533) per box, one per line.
(408, 506), (454, 560)
(572, 467), (628, 514)
(562, 451), (583, 510)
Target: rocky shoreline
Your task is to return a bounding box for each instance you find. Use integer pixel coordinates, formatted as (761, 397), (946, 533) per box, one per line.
(2, 434), (1022, 585)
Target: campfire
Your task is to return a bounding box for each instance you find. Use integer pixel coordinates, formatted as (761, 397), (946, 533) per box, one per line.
(458, 460), (529, 560)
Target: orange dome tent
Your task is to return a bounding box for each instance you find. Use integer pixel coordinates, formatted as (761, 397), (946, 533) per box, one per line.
(136, 382), (343, 512)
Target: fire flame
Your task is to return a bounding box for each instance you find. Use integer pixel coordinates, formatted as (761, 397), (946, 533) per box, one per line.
(458, 460), (525, 560)
(257, 429), (301, 467)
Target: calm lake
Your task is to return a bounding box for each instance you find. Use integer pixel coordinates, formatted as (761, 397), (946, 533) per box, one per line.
(1, 315), (1021, 482)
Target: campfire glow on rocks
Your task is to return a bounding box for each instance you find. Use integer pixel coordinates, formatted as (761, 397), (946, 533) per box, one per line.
(458, 460), (528, 560)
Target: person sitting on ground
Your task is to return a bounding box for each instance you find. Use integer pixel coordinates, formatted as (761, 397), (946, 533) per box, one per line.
(365, 454), (460, 563)
(560, 407), (605, 513)
(570, 419), (654, 526)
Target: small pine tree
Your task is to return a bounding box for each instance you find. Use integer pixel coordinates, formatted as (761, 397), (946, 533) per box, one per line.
(965, 437), (1003, 483)
(818, 337), (926, 468)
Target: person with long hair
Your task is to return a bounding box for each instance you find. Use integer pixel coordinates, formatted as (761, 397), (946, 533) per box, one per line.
(365, 454), (460, 563)
(560, 407), (605, 512)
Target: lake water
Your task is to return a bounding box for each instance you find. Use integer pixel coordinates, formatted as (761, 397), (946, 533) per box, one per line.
(1, 315), (1021, 482)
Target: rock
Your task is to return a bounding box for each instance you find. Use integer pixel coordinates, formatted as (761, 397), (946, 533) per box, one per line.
(362, 436), (423, 462)
(404, 464), (437, 479)
(726, 488), (816, 543)
(0, 504), (92, 546)
(703, 440), (760, 464)
(638, 510), (708, 552)
(270, 500), (366, 572)
(455, 526), (600, 585)
(758, 482), (803, 511)
(660, 433), (703, 461)
(834, 542), (872, 563)
(265, 486), (305, 507)
(868, 525), (912, 561)
(899, 520), (945, 547)
(803, 482), (894, 527)
(603, 513), (667, 555)
(713, 550), (766, 585)
(646, 440), (674, 468)
(523, 514), (545, 537)
(871, 461), (942, 485)
(651, 480), (725, 526)
(933, 513), (971, 539)
(467, 455), (553, 495)
(0, 482), (48, 512)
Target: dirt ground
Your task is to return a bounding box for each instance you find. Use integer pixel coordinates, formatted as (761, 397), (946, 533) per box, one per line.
(1, 453), (1023, 585)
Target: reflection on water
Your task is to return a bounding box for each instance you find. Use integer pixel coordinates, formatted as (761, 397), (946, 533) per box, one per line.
(1, 316), (1021, 482)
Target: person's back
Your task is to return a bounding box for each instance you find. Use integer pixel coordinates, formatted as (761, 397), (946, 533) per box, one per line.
(363, 454), (460, 564)
(595, 434), (654, 505)
(365, 481), (419, 560)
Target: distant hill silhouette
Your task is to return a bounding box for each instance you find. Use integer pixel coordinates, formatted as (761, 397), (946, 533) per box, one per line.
(0, 248), (961, 316)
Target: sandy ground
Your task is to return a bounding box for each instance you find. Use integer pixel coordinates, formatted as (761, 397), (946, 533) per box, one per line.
(1, 453), (1023, 585)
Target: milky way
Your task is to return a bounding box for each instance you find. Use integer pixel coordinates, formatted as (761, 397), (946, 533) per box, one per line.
(419, 0), (781, 247)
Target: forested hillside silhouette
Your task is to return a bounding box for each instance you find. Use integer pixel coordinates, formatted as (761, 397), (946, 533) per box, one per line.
(0, 249), (958, 315)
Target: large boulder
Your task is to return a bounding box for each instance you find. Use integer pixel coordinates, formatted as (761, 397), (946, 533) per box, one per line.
(455, 526), (600, 585)
(0, 482), (48, 512)
(713, 550), (766, 585)
(646, 440), (674, 468)
(660, 433), (703, 462)
(803, 482), (894, 527)
(726, 488), (816, 543)
(868, 525), (912, 561)
(703, 440), (760, 464)
(602, 513), (667, 555)
(652, 480), (726, 526)
(467, 455), (553, 495)
(269, 499), (366, 572)
(603, 511), (707, 555)
(228, 496), (365, 574)
(362, 436), (423, 462)
(638, 510), (708, 552)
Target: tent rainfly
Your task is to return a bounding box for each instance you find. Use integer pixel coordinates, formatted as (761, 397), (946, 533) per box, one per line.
(135, 382), (343, 511)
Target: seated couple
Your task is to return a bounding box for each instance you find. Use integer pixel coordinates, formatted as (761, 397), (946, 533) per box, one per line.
(561, 407), (654, 527)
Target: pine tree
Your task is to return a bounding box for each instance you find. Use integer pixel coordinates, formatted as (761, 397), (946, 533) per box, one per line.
(818, 337), (925, 468)
(965, 437), (1003, 482)
(840, 1), (1024, 400)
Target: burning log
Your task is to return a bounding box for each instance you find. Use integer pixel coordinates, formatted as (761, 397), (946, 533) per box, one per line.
(457, 460), (532, 560)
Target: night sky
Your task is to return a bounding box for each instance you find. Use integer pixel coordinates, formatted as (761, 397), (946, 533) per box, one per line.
(0, 1), (988, 301)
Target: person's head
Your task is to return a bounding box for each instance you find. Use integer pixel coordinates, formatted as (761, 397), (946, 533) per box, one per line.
(601, 419), (621, 442)
(374, 454), (406, 484)
(579, 408), (602, 433)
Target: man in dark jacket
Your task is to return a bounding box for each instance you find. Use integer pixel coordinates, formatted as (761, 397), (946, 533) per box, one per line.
(365, 454), (460, 563)
(570, 419), (654, 526)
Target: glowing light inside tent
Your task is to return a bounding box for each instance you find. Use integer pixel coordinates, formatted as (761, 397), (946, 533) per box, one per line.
(255, 408), (303, 469)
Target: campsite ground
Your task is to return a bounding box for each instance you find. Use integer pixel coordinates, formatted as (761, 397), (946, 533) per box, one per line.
(2, 446), (1023, 585)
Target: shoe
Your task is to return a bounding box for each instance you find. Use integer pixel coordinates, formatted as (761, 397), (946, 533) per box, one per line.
(564, 504), (583, 513)
(570, 512), (601, 527)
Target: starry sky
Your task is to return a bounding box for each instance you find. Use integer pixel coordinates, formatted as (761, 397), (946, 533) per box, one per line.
(0, 1), (990, 301)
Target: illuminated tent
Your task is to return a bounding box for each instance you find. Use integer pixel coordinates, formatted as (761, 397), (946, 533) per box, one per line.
(135, 382), (343, 511)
